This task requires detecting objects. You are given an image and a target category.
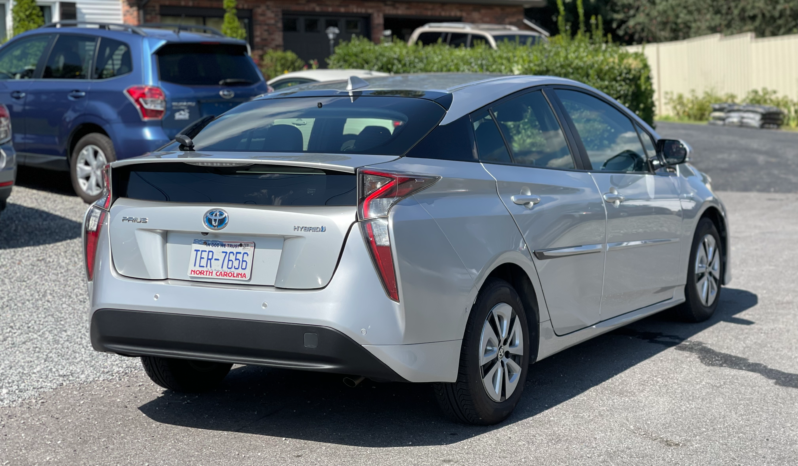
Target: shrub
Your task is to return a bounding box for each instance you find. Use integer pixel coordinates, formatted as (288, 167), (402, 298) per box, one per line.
(12, 0), (44, 37)
(664, 88), (798, 128)
(327, 35), (656, 125)
(260, 50), (306, 80)
(221, 0), (247, 41)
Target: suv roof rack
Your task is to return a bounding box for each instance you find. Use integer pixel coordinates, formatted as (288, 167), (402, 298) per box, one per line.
(43, 21), (146, 35)
(140, 23), (225, 37)
(421, 22), (520, 32)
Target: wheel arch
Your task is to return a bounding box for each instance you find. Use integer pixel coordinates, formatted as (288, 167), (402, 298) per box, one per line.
(698, 205), (729, 284)
(68, 123), (111, 161)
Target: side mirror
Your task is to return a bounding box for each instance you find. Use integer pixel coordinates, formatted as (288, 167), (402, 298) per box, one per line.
(656, 139), (692, 166)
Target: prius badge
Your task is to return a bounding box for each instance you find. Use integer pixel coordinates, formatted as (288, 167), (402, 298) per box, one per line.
(204, 209), (229, 230)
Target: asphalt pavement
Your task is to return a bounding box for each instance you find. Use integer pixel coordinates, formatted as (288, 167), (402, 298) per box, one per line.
(1, 124), (797, 464)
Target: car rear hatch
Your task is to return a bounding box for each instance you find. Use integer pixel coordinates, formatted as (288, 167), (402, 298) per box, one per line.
(156, 42), (268, 139)
(107, 154), (395, 289)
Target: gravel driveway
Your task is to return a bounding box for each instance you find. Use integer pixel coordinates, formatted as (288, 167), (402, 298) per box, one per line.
(1, 125), (796, 464)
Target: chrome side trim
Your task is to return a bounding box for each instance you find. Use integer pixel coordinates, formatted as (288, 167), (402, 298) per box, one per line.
(606, 238), (679, 251)
(533, 243), (603, 260)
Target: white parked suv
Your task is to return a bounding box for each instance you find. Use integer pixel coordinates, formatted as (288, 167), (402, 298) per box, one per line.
(408, 22), (547, 49)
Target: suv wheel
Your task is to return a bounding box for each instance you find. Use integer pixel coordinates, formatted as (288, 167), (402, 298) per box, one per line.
(434, 278), (530, 425)
(675, 218), (723, 322)
(141, 356), (232, 392)
(70, 133), (115, 203)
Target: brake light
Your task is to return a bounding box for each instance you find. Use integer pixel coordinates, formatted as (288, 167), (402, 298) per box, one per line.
(357, 169), (439, 301)
(0, 103), (11, 142)
(125, 86), (166, 120)
(83, 165), (111, 281)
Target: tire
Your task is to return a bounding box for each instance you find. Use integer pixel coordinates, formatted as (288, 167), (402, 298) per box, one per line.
(141, 356), (232, 392)
(675, 218), (723, 322)
(70, 133), (116, 203)
(434, 278), (530, 425)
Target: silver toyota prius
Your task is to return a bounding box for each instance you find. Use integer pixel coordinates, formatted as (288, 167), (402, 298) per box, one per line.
(84, 74), (730, 425)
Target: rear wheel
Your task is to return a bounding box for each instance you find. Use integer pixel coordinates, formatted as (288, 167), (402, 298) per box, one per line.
(141, 356), (232, 392)
(70, 133), (115, 203)
(434, 278), (530, 425)
(676, 218), (723, 322)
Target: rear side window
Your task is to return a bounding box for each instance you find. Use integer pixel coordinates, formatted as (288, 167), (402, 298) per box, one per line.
(94, 38), (132, 79)
(471, 109), (511, 164)
(43, 34), (97, 79)
(406, 115), (476, 162)
(160, 96), (445, 156)
(157, 43), (261, 86)
(113, 164), (356, 206)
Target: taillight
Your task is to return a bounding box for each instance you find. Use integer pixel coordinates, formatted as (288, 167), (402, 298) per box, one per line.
(0, 103), (11, 142)
(125, 86), (166, 120)
(83, 165), (112, 281)
(357, 169), (439, 301)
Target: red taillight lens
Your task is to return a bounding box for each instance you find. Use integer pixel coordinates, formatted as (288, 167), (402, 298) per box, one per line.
(357, 169), (439, 301)
(125, 85), (166, 120)
(83, 165), (111, 281)
(0, 103), (11, 142)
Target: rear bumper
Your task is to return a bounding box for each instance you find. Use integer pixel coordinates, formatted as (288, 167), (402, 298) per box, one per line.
(91, 309), (407, 382)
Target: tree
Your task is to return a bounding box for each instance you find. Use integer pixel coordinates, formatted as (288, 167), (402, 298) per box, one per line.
(221, 0), (246, 40)
(12, 0), (45, 37)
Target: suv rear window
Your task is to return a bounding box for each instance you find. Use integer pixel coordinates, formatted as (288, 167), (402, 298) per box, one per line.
(163, 96), (446, 156)
(157, 43), (260, 86)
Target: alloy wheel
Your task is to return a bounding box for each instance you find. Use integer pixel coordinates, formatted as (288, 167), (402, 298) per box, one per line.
(695, 234), (720, 306)
(75, 144), (108, 197)
(479, 302), (524, 402)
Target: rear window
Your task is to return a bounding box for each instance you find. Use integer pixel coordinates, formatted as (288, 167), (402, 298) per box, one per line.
(157, 43), (261, 86)
(113, 164), (356, 206)
(162, 96), (446, 156)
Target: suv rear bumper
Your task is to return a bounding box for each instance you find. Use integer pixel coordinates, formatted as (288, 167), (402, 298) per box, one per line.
(91, 309), (407, 382)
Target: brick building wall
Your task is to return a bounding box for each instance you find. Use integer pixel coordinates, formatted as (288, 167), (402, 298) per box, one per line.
(121, 0), (524, 60)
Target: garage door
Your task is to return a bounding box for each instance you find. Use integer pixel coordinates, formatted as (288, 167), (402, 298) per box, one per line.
(283, 14), (370, 67)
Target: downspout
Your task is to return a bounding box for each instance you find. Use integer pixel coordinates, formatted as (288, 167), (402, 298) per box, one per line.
(138, 0), (151, 25)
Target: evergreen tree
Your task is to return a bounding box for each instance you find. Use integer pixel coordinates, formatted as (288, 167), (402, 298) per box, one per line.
(12, 0), (45, 37)
(221, 0), (246, 41)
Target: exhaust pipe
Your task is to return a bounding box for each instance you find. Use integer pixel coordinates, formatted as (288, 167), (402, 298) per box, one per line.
(343, 375), (365, 388)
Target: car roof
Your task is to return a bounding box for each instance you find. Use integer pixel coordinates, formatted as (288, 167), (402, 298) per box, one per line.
(267, 69), (390, 84)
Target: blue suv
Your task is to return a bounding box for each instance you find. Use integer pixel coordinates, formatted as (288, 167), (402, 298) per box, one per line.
(0, 21), (268, 202)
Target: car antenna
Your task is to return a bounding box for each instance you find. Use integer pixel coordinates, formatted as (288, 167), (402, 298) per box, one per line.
(347, 76), (369, 102)
(175, 134), (195, 151)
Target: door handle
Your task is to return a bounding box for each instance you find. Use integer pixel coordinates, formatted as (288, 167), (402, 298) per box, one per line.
(10, 90), (25, 99)
(511, 195), (541, 209)
(603, 187), (625, 206)
(68, 90), (86, 99)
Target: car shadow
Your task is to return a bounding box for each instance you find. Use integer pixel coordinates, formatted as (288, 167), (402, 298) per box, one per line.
(0, 203), (82, 249)
(138, 288), (764, 447)
(14, 166), (76, 197)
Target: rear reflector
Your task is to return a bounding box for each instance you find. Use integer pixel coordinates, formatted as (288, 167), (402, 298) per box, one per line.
(125, 86), (166, 120)
(0, 180), (12, 188)
(357, 169), (439, 301)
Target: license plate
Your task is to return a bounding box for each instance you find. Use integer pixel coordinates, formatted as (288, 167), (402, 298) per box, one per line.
(188, 239), (255, 281)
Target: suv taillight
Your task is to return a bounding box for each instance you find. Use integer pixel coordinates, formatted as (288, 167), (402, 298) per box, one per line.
(0, 103), (11, 142)
(125, 86), (166, 120)
(83, 165), (111, 281)
(357, 169), (439, 301)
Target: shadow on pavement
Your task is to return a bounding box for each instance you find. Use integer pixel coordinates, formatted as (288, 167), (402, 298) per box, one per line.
(14, 166), (76, 197)
(0, 203), (82, 249)
(139, 288), (763, 447)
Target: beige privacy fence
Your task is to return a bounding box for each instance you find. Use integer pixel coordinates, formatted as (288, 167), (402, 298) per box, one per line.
(626, 33), (798, 116)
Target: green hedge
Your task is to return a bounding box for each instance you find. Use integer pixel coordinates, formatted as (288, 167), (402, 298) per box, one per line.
(328, 36), (655, 125)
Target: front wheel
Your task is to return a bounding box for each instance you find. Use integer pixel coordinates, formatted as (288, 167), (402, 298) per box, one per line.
(70, 133), (116, 203)
(434, 278), (530, 425)
(676, 218), (723, 322)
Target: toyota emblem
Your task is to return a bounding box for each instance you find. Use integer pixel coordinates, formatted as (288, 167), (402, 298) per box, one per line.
(203, 209), (229, 230)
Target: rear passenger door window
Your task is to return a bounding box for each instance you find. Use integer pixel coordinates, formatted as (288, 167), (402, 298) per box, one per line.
(449, 33), (469, 47)
(555, 89), (648, 173)
(94, 38), (132, 79)
(492, 91), (575, 169)
(471, 108), (512, 164)
(43, 34), (97, 80)
(416, 32), (447, 45)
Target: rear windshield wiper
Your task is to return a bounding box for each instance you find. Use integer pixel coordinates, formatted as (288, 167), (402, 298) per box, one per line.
(219, 78), (254, 86)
